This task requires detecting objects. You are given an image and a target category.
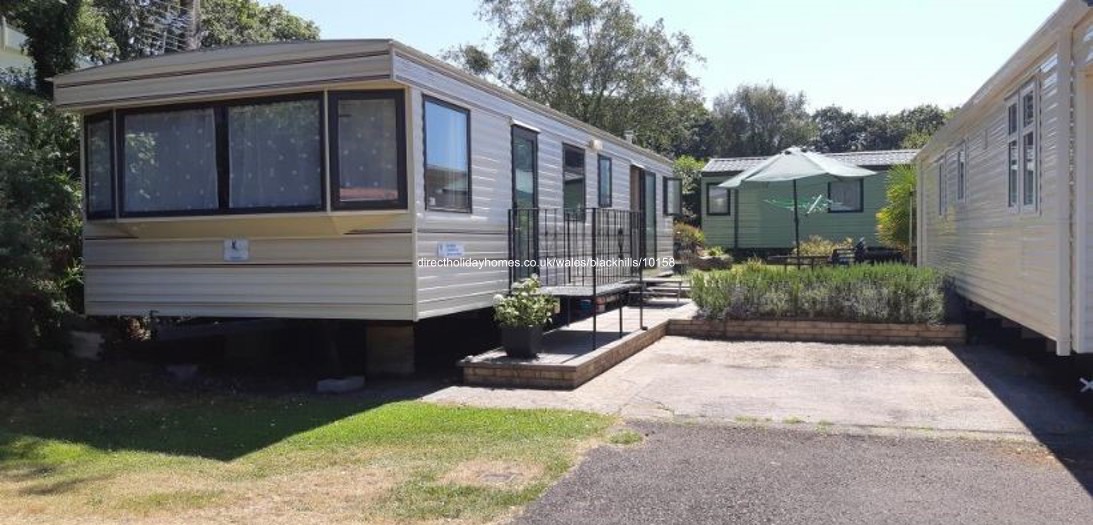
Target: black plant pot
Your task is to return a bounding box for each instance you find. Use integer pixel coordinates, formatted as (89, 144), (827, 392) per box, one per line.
(501, 326), (543, 358)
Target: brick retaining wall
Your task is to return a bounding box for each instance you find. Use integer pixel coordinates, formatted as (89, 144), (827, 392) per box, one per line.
(667, 318), (965, 345)
(462, 320), (670, 389)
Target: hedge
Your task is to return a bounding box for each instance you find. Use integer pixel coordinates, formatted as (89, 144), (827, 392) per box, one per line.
(691, 264), (947, 324)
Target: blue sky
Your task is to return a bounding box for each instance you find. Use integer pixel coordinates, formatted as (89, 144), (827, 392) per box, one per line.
(265, 0), (1063, 114)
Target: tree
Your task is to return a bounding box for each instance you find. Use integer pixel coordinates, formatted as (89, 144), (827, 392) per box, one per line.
(810, 105), (865, 153)
(1, 0), (85, 98)
(672, 155), (704, 222)
(707, 83), (814, 157)
(197, 0), (319, 48)
(891, 104), (951, 149)
(0, 86), (82, 364)
(446, 0), (704, 155)
(810, 104), (951, 153)
(875, 164), (916, 252)
(76, 0), (319, 63)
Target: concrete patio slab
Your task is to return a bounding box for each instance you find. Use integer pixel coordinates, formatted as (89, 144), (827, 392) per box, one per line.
(426, 336), (1093, 440)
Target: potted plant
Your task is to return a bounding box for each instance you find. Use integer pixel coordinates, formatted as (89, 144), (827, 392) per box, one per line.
(493, 275), (559, 358)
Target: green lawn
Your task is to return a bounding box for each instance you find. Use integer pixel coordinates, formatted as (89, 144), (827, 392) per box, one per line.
(0, 381), (613, 524)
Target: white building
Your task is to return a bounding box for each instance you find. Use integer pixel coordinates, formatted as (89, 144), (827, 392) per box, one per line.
(915, 0), (1092, 356)
(0, 17), (31, 72)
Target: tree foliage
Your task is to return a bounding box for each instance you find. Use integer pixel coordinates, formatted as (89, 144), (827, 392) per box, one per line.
(1, 0), (85, 97)
(875, 164), (916, 252)
(446, 0), (704, 155)
(0, 0), (319, 365)
(195, 0), (319, 48)
(0, 86), (82, 363)
(92, 0), (318, 61)
(672, 155), (704, 221)
(706, 83), (815, 157)
(811, 104), (950, 153)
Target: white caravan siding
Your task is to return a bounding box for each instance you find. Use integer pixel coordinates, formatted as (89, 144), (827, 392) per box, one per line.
(917, 1), (1093, 354)
(920, 50), (1063, 340)
(1078, 13), (1093, 351)
(82, 228), (415, 319)
(53, 40), (393, 110)
(393, 51), (673, 319)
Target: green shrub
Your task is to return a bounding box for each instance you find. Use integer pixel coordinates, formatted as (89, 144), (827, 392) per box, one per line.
(794, 235), (852, 257)
(493, 275), (559, 328)
(705, 246), (726, 257)
(673, 222), (705, 253)
(876, 164), (916, 252)
(0, 86), (81, 365)
(691, 264), (946, 324)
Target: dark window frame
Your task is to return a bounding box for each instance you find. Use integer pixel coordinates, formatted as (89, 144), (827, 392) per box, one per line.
(511, 125), (539, 209)
(327, 90), (408, 211)
(956, 144), (966, 202)
(116, 92), (327, 218)
(706, 182), (730, 216)
(422, 94), (473, 213)
(562, 143), (586, 212)
(84, 111), (115, 220)
(827, 178), (865, 213)
(663, 176), (682, 216)
(597, 154), (612, 208)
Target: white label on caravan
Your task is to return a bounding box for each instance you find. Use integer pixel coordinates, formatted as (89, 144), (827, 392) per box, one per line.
(436, 242), (464, 258)
(224, 239), (250, 262)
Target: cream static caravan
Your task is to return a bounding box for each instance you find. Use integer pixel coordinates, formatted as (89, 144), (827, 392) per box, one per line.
(915, 0), (1093, 355)
(53, 40), (675, 358)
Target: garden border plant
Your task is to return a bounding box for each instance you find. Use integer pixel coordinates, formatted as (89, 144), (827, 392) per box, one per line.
(690, 263), (950, 325)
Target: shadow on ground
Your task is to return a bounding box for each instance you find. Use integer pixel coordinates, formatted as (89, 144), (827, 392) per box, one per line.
(0, 363), (447, 463)
(953, 311), (1093, 496)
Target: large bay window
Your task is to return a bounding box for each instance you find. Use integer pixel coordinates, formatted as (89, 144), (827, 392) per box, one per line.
(330, 91), (406, 209)
(228, 98), (323, 210)
(84, 113), (114, 218)
(90, 91), (407, 219)
(423, 96), (471, 212)
(122, 108), (219, 214)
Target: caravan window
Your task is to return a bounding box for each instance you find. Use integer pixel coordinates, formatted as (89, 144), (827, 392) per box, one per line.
(563, 144), (586, 214)
(228, 98), (323, 210)
(423, 96), (471, 212)
(330, 91), (406, 209)
(598, 155), (612, 207)
(956, 145), (966, 202)
(1006, 96), (1019, 208)
(1020, 83), (1037, 209)
(121, 108), (219, 214)
(663, 177), (682, 216)
(938, 163), (947, 216)
(828, 179), (863, 213)
(85, 114), (114, 218)
(117, 93), (330, 217)
(707, 184), (729, 215)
